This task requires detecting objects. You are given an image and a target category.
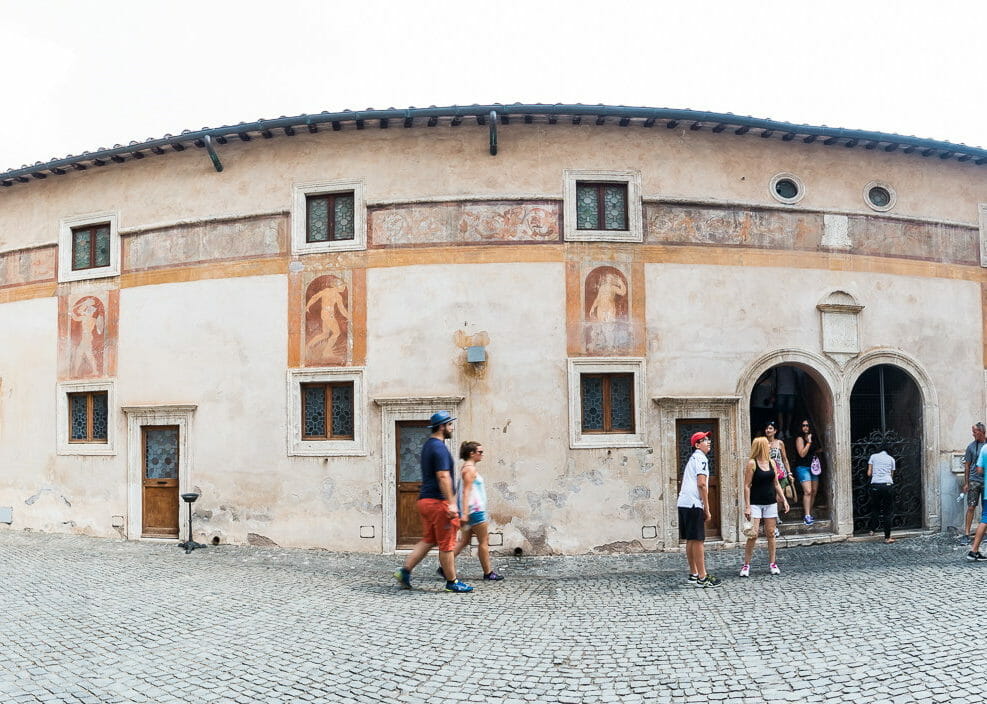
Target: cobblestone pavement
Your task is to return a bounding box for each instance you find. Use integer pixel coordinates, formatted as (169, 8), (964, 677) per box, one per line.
(0, 530), (982, 704)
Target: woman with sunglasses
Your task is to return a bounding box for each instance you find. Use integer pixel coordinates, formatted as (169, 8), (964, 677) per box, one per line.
(764, 421), (795, 536)
(794, 419), (822, 525)
(453, 441), (503, 581)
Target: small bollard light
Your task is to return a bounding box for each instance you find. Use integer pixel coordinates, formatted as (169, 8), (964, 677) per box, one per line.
(178, 492), (207, 554)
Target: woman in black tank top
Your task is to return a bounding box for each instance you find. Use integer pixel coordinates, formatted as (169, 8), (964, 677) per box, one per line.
(741, 437), (790, 577)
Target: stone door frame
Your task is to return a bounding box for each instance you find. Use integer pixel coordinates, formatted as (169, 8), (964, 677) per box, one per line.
(654, 396), (742, 546)
(374, 395), (463, 554)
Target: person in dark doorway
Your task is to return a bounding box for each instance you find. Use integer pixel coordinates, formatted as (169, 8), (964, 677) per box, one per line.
(764, 421), (795, 536)
(794, 419), (823, 525)
(394, 411), (474, 593)
(448, 440), (503, 581)
(962, 422), (986, 541)
(676, 432), (721, 587)
(867, 447), (896, 543)
(740, 437), (790, 576)
(774, 366), (797, 438)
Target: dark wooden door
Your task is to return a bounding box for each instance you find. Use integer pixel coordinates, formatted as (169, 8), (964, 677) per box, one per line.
(396, 421), (431, 547)
(142, 425), (180, 538)
(676, 418), (721, 539)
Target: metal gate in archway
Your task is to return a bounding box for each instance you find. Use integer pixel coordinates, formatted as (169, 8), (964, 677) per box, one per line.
(851, 429), (923, 533)
(850, 365), (924, 533)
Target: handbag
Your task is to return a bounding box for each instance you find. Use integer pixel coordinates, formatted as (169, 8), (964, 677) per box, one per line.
(810, 456), (822, 476)
(784, 483), (795, 500)
(774, 458), (786, 480)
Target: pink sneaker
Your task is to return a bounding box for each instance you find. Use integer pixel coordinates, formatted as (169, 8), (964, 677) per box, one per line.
(769, 563), (781, 575)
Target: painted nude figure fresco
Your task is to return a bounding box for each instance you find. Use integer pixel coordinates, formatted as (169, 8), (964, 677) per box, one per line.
(305, 275), (351, 363)
(584, 266), (629, 353)
(70, 296), (105, 377)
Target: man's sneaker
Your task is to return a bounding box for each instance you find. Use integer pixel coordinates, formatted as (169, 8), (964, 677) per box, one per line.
(483, 571), (504, 581)
(394, 567), (412, 590)
(803, 515), (814, 526)
(688, 573), (699, 583)
(699, 574), (722, 588)
(445, 579), (474, 593)
(739, 564), (750, 578)
(966, 551), (987, 561)
(769, 562), (781, 575)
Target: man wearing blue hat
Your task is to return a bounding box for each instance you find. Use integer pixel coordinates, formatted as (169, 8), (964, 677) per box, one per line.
(394, 411), (474, 593)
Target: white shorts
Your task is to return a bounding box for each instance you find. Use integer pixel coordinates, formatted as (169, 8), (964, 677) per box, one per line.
(749, 503), (778, 519)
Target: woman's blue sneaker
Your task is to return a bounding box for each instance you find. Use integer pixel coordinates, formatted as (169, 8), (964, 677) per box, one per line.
(445, 579), (474, 593)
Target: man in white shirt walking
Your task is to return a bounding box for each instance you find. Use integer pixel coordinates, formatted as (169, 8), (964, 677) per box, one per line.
(676, 431), (721, 587)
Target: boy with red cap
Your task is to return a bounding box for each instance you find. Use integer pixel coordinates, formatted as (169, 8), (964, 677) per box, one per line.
(676, 431), (721, 587)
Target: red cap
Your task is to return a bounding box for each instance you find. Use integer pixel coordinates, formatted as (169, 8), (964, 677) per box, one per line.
(690, 431), (711, 447)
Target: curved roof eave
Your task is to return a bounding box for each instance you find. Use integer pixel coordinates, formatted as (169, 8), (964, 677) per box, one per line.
(4, 103), (987, 188)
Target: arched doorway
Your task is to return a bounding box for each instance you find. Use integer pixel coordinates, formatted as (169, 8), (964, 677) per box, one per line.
(749, 363), (834, 529)
(849, 365), (923, 533)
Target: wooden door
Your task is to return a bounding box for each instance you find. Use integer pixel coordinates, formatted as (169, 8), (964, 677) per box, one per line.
(396, 421), (432, 547)
(676, 418), (721, 539)
(142, 425), (180, 538)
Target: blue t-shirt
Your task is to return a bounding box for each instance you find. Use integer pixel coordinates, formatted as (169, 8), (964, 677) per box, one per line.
(977, 445), (987, 495)
(419, 437), (455, 500)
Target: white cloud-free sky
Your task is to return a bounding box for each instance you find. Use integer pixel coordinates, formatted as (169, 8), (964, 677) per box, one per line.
(2, 0), (985, 171)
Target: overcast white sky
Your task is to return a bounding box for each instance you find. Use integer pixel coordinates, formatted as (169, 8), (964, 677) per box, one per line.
(2, 0), (985, 171)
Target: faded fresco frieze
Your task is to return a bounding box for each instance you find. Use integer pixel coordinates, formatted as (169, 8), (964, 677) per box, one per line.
(370, 201), (560, 246)
(566, 260), (645, 356)
(58, 289), (118, 380)
(645, 203), (822, 249)
(0, 246), (56, 288)
(848, 216), (978, 264)
(288, 265), (367, 368)
(125, 215), (285, 272)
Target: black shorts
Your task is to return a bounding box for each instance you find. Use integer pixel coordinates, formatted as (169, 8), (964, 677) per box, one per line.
(678, 506), (706, 542)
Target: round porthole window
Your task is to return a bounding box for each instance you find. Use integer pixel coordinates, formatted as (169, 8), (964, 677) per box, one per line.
(864, 181), (896, 212)
(769, 173), (804, 204)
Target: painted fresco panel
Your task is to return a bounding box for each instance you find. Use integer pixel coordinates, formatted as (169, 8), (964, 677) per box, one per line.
(58, 289), (119, 380)
(566, 260), (645, 356)
(288, 264), (366, 368)
(848, 216), (978, 264)
(0, 246), (57, 288)
(370, 201), (560, 247)
(125, 215), (284, 272)
(645, 203), (822, 249)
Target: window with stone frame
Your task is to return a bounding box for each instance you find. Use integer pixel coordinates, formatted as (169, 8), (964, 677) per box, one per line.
(68, 390), (109, 443)
(71, 223), (112, 271)
(306, 192), (356, 243)
(301, 381), (355, 440)
(580, 372), (635, 434)
(575, 182), (628, 231)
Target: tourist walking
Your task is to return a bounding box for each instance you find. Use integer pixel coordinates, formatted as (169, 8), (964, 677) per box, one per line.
(449, 441), (504, 581)
(764, 420), (795, 536)
(394, 411), (474, 593)
(967, 444), (987, 561)
(676, 431), (721, 587)
(794, 419), (823, 525)
(740, 437), (790, 577)
(867, 447), (896, 543)
(962, 422), (986, 541)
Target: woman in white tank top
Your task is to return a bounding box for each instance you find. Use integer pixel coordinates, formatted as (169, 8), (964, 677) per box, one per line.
(454, 441), (503, 581)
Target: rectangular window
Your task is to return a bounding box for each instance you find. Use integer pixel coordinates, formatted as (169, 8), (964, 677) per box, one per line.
(580, 373), (634, 433)
(71, 224), (112, 271)
(575, 183), (628, 231)
(68, 391), (109, 443)
(301, 381), (354, 440)
(306, 193), (356, 243)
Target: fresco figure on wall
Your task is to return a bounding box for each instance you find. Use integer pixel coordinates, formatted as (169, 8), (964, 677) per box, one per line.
(584, 266), (629, 353)
(305, 275), (351, 364)
(522, 207), (557, 239)
(70, 296), (105, 377)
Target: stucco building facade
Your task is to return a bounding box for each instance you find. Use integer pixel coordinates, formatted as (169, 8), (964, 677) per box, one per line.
(0, 104), (983, 553)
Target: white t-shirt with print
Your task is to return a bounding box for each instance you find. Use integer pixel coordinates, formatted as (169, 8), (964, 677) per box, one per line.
(676, 449), (709, 509)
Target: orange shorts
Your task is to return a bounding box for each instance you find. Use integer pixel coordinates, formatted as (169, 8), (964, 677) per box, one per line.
(417, 498), (460, 551)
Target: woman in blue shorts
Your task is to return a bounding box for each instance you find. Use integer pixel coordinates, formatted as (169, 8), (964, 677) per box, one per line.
(454, 441), (503, 581)
(794, 419), (822, 525)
